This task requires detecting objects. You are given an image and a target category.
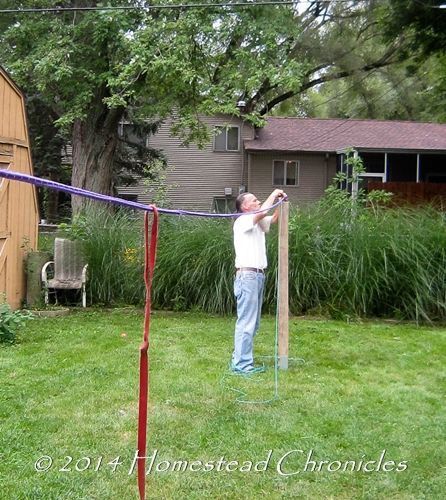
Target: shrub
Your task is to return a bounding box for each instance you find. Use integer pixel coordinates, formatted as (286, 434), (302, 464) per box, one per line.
(0, 302), (33, 344)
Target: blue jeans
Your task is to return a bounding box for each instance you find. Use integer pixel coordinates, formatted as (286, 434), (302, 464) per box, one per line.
(232, 271), (265, 371)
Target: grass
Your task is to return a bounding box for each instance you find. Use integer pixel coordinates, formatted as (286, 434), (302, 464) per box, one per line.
(0, 310), (445, 499)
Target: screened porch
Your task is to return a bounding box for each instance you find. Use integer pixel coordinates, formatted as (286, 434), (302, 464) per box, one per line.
(338, 150), (446, 204)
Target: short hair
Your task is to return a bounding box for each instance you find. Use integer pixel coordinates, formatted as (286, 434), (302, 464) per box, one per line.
(235, 192), (250, 212)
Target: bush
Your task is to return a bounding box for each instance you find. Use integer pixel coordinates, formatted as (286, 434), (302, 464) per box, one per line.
(0, 302), (33, 344)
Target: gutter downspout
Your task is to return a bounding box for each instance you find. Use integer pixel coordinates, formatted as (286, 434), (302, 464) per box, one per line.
(240, 119), (245, 189)
(247, 152), (252, 193)
(416, 154), (420, 182)
(325, 152), (330, 188)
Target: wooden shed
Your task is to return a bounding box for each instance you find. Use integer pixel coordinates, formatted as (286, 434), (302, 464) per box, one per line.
(0, 66), (39, 309)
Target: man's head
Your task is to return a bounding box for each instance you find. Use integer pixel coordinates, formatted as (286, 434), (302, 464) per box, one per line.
(236, 192), (261, 213)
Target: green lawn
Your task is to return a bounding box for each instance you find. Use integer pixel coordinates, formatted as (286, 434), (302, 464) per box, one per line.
(1, 310), (445, 499)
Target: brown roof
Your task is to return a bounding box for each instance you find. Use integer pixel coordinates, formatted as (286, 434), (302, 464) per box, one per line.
(244, 117), (446, 153)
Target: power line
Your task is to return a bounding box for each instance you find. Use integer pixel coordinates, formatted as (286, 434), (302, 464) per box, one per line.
(0, 1), (297, 14)
(300, 74), (410, 149)
(308, 68), (379, 112)
(412, 0), (446, 9)
(351, 75), (409, 118)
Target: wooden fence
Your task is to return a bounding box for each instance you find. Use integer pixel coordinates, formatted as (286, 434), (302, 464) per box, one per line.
(368, 182), (446, 207)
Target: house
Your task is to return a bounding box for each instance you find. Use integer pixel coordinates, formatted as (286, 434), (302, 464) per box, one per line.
(0, 67), (39, 309)
(117, 115), (446, 210)
(246, 117), (446, 204)
(117, 114), (255, 212)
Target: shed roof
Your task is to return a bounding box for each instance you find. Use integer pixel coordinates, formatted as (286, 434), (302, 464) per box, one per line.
(244, 117), (446, 153)
(0, 65), (23, 98)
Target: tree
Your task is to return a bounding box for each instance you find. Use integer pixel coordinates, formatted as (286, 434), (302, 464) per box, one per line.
(288, 58), (444, 122)
(382, 0), (446, 56)
(271, 1), (446, 122)
(0, 0), (406, 215)
(114, 116), (166, 189)
(25, 94), (69, 222)
(377, 0), (446, 123)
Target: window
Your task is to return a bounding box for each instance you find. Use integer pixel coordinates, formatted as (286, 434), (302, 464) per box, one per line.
(273, 160), (299, 186)
(118, 123), (148, 148)
(117, 193), (139, 213)
(212, 196), (236, 213)
(214, 126), (239, 152)
(119, 193), (138, 202)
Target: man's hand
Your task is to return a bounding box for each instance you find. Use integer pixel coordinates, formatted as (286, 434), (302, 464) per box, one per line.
(271, 191), (287, 223)
(253, 189), (287, 224)
(272, 189), (286, 200)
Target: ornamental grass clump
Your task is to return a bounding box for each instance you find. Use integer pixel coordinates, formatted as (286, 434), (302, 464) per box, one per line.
(73, 197), (446, 321)
(63, 208), (146, 306)
(265, 153), (446, 321)
(273, 200), (446, 321)
(153, 217), (234, 313)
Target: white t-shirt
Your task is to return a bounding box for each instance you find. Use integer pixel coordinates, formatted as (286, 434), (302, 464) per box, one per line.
(233, 214), (273, 269)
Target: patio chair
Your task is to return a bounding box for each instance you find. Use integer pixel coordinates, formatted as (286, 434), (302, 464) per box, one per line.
(41, 238), (88, 307)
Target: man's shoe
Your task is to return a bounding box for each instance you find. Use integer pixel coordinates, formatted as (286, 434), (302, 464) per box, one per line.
(244, 365), (266, 374)
(231, 364), (265, 375)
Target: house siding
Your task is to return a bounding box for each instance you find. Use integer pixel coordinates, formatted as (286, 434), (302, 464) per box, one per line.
(248, 152), (337, 205)
(117, 115), (255, 211)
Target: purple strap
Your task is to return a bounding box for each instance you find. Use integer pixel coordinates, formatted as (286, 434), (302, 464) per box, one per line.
(0, 169), (285, 218)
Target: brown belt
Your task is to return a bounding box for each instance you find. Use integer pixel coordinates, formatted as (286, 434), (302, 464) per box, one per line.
(236, 267), (265, 274)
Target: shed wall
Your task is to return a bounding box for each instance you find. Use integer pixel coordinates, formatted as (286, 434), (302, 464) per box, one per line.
(0, 69), (38, 309)
(0, 75), (27, 142)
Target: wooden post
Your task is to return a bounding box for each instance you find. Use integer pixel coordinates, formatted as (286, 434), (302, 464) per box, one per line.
(278, 200), (289, 370)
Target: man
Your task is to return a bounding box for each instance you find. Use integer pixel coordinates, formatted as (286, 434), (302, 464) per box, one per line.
(231, 189), (286, 374)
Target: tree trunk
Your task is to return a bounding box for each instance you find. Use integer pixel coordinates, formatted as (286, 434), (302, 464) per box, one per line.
(71, 98), (124, 217)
